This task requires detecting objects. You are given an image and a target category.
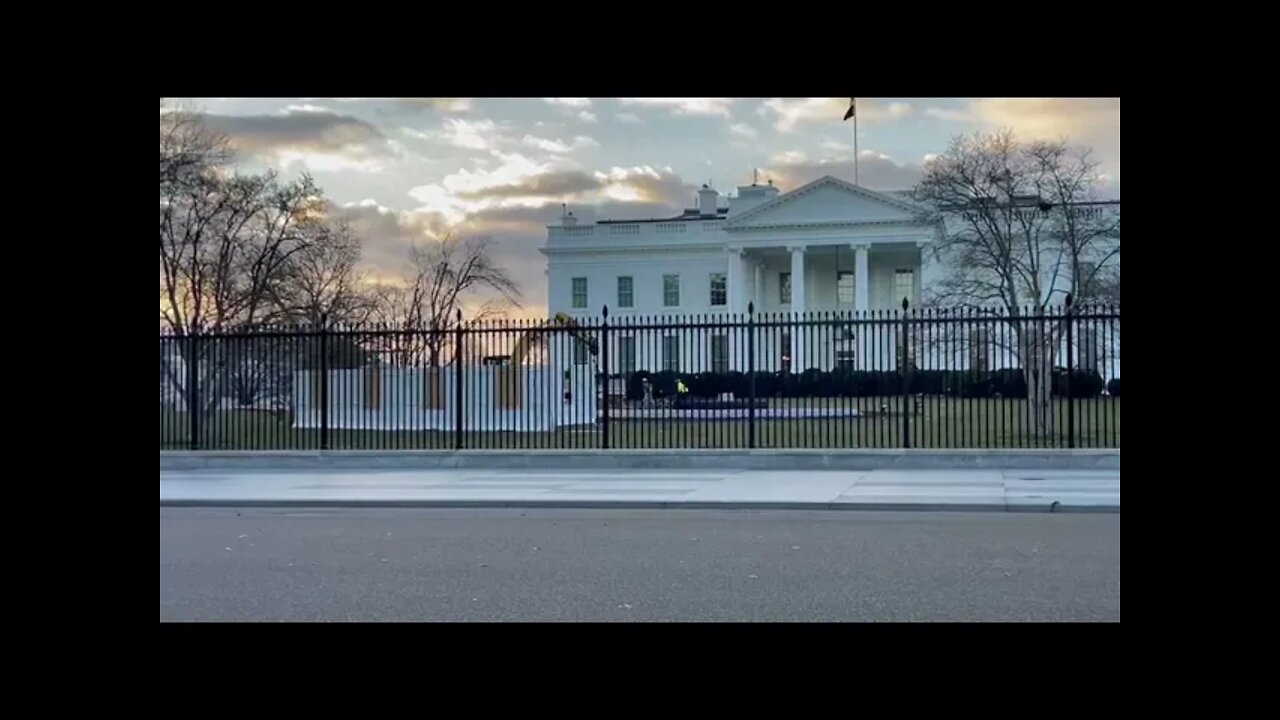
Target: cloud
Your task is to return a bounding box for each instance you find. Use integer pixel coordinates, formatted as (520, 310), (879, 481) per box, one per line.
(925, 107), (973, 122)
(337, 200), (450, 279)
(968, 98), (1118, 138)
(348, 160), (703, 314)
(577, 110), (598, 123)
(615, 113), (642, 124)
(764, 149), (926, 191)
(408, 152), (550, 223)
(729, 122), (759, 138)
(970, 98), (1120, 170)
(619, 98), (735, 117)
(771, 150), (807, 164)
(590, 166), (695, 207)
(409, 155), (694, 224)
(456, 170), (606, 199)
(282, 103), (331, 114)
(197, 108), (396, 172)
(520, 134), (600, 154)
(925, 98), (1121, 180)
(434, 118), (499, 150)
(326, 98), (472, 113)
(761, 98), (914, 132)
(544, 98), (592, 108)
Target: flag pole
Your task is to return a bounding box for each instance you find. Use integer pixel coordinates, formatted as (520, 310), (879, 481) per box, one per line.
(843, 98), (859, 185)
(853, 106), (859, 185)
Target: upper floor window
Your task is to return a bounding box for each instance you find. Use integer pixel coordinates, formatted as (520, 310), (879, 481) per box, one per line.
(617, 276), (633, 308)
(663, 274), (680, 307)
(709, 273), (726, 306)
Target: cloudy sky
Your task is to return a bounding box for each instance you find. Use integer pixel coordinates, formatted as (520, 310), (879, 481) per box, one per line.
(174, 97), (1120, 314)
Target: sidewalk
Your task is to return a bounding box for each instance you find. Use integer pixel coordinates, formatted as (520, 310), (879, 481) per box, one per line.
(159, 468), (1120, 513)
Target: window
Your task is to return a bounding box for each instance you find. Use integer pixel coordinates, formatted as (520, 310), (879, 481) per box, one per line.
(662, 335), (680, 371)
(780, 331), (792, 373)
(617, 276), (633, 308)
(837, 271), (855, 305)
(836, 350), (857, 372)
(711, 335), (729, 373)
(618, 336), (636, 375)
(709, 273), (727, 307)
(893, 269), (915, 307)
(572, 277), (588, 309)
(779, 272), (792, 304)
(663, 274), (680, 307)
(573, 337), (591, 365)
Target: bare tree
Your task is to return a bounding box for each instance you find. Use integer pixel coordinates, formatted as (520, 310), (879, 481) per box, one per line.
(1026, 141), (1121, 305)
(159, 103), (336, 426)
(160, 100), (230, 194)
(915, 129), (1119, 436)
(371, 233), (522, 367)
(270, 215), (375, 328)
(159, 169), (323, 335)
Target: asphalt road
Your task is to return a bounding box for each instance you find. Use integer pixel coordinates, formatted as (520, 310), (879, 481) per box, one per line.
(159, 508), (1120, 622)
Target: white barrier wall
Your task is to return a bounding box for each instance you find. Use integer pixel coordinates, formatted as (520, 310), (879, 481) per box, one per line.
(292, 365), (597, 431)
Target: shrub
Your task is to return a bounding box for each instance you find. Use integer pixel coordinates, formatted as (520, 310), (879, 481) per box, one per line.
(623, 368), (1120, 401)
(651, 370), (679, 398)
(625, 370), (651, 401)
(1053, 368), (1105, 398)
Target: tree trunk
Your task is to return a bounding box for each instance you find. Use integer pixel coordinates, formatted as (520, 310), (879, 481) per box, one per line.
(1020, 322), (1056, 440)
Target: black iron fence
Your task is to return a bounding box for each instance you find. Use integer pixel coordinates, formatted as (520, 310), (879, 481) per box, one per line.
(160, 299), (1120, 451)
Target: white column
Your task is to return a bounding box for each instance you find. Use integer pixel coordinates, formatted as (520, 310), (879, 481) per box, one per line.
(725, 248), (746, 374)
(747, 260), (757, 311)
(726, 247), (747, 313)
(851, 243), (871, 371)
(853, 243), (870, 313)
(789, 245), (807, 371)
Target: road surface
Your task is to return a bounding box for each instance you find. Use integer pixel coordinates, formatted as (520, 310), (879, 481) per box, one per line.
(159, 508), (1120, 621)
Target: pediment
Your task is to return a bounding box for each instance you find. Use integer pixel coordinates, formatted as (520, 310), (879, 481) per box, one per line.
(726, 175), (932, 229)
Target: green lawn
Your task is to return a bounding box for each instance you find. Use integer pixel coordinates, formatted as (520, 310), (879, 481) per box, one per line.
(161, 396), (1119, 450)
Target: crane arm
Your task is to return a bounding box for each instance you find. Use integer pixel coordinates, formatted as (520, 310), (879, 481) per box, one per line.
(507, 313), (599, 366)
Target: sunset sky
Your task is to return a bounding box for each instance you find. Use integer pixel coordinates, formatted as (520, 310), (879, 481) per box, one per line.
(173, 97), (1120, 313)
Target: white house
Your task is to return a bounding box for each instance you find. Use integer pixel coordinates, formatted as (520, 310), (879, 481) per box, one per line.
(541, 174), (1119, 379)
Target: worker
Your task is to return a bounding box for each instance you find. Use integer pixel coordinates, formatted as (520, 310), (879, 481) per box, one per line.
(676, 378), (689, 395)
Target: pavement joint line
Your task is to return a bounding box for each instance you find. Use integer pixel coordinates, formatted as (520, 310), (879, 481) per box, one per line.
(158, 498), (1118, 513)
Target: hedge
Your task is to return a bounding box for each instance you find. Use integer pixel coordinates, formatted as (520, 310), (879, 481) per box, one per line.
(614, 368), (1112, 400)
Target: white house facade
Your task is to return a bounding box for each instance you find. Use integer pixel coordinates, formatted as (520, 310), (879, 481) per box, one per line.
(541, 174), (1119, 378)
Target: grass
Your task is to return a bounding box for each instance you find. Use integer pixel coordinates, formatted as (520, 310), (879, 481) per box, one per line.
(161, 396), (1120, 450)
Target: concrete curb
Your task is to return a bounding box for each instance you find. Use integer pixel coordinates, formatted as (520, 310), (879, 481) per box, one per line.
(160, 449), (1120, 472)
(158, 498), (1117, 513)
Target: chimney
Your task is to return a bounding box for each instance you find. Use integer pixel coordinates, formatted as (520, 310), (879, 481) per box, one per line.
(698, 184), (719, 216)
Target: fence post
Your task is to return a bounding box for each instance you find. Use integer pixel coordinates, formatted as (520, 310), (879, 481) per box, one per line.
(188, 330), (201, 450)
(319, 313), (330, 450)
(1065, 294), (1075, 449)
(901, 297), (911, 449)
(747, 301), (756, 449)
(454, 308), (465, 450)
(601, 305), (610, 449)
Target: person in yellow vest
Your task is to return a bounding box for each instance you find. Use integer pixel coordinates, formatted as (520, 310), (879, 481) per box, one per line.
(676, 379), (689, 395)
